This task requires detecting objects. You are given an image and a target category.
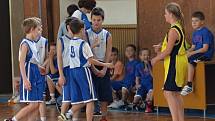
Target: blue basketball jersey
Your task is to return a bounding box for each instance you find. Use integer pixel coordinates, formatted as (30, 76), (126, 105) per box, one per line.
(70, 37), (93, 68)
(72, 10), (91, 30)
(86, 28), (110, 61)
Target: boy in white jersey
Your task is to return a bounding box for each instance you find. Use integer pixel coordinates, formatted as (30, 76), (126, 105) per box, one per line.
(58, 17), (113, 121)
(34, 17), (48, 121)
(57, 18), (74, 121)
(86, 7), (112, 121)
(4, 17), (44, 121)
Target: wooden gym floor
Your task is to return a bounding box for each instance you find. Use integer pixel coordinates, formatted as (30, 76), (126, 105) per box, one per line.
(0, 103), (215, 121)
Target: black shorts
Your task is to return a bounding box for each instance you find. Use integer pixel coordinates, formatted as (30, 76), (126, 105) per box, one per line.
(188, 53), (210, 67)
(91, 66), (113, 102)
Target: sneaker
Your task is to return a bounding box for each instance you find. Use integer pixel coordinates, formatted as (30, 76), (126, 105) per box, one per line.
(181, 85), (193, 96)
(58, 113), (68, 121)
(108, 101), (121, 109)
(46, 99), (56, 105)
(4, 118), (13, 121)
(145, 101), (153, 113)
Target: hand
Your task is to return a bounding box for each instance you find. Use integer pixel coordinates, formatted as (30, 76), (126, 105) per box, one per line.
(38, 65), (46, 75)
(58, 76), (65, 87)
(97, 70), (106, 77)
(187, 51), (192, 58)
(24, 79), (31, 91)
(49, 51), (55, 59)
(105, 63), (114, 68)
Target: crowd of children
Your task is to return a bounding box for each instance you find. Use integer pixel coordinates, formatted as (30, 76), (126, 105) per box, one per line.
(4, 1), (215, 121)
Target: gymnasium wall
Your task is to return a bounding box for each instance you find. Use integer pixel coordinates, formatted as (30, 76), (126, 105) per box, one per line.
(138, 0), (215, 58)
(0, 0), (12, 94)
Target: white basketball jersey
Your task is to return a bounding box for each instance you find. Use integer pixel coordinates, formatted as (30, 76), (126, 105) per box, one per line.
(70, 37), (93, 68)
(35, 36), (48, 65)
(19, 38), (39, 64)
(59, 35), (72, 67)
(86, 28), (110, 61)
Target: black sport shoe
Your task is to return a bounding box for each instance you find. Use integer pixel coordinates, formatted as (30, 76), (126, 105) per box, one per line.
(93, 111), (102, 116)
(4, 118), (13, 121)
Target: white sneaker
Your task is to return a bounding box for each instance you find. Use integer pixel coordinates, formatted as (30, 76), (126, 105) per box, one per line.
(46, 99), (56, 105)
(108, 101), (119, 108)
(181, 85), (193, 96)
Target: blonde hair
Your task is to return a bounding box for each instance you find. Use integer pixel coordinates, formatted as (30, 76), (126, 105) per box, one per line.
(165, 2), (185, 31)
(22, 17), (41, 34)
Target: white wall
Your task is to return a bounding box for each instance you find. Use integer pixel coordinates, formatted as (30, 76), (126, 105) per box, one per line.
(59, 0), (137, 25)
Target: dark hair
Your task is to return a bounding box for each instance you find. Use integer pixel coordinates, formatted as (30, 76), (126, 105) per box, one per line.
(91, 7), (105, 20)
(66, 17), (84, 34)
(67, 4), (79, 17)
(126, 44), (136, 52)
(112, 47), (119, 55)
(139, 48), (151, 56)
(78, 0), (96, 11)
(192, 11), (205, 20)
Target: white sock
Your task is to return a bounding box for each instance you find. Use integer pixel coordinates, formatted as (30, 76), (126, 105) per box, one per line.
(40, 117), (46, 121)
(12, 117), (17, 121)
(50, 93), (55, 99)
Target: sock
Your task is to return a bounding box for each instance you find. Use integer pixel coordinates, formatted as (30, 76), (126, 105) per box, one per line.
(12, 117), (17, 121)
(187, 82), (192, 87)
(40, 117), (46, 121)
(50, 93), (55, 99)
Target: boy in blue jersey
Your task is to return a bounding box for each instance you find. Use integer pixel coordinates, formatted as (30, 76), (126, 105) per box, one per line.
(58, 17), (113, 121)
(133, 48), (153, 113)
(72, 0), (96, 30)
(46, 42), (61, 105)
(181, 11), (214, 96)
(4, 17), (45, 121)
(121, 44), (139, 110)
(86, 7), (113, 121)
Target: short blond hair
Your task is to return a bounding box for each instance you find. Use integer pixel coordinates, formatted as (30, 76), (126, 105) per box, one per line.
(22, 17), (41, 34)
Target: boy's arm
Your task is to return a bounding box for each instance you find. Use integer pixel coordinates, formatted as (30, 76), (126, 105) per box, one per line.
(188, 44), (209, 57)
(187, 45), (195, 52)
(99, 34), (112, 76)
(110, 61), (123, 80)
(49, 56), (58, 74)
(57, 38), (65, 86)
(19, 44), (31, 91)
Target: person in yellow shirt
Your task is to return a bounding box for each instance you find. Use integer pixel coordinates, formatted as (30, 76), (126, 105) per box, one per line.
(152, 2), (188, 121)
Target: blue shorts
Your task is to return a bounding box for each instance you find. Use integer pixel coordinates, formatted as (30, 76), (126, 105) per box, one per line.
(20, 63), (44, 102)
(111, 80), (123, 91)
(62, 66), (71, 102)
(92, 66), (113, 102)
(188, 53), (210, 66)
(70, 67), (97, 104)
(135, 82), (153, 98)
(122, 79), (135, 91)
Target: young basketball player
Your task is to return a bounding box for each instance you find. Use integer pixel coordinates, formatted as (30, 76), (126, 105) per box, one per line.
(151, 2), (188, 121)
(59, 17), (113, 121)
(57, 18), (73, 121)
(133, 48), (153, 113)
(181, 11), (214, 96)
(4, 17), (45, 121)
(72, 0), (96, 30)
(57, 4), (79, 38)
(86, 7), (113, 121)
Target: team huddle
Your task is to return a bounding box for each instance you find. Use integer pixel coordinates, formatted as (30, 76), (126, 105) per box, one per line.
(4, 1), (215, 121)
